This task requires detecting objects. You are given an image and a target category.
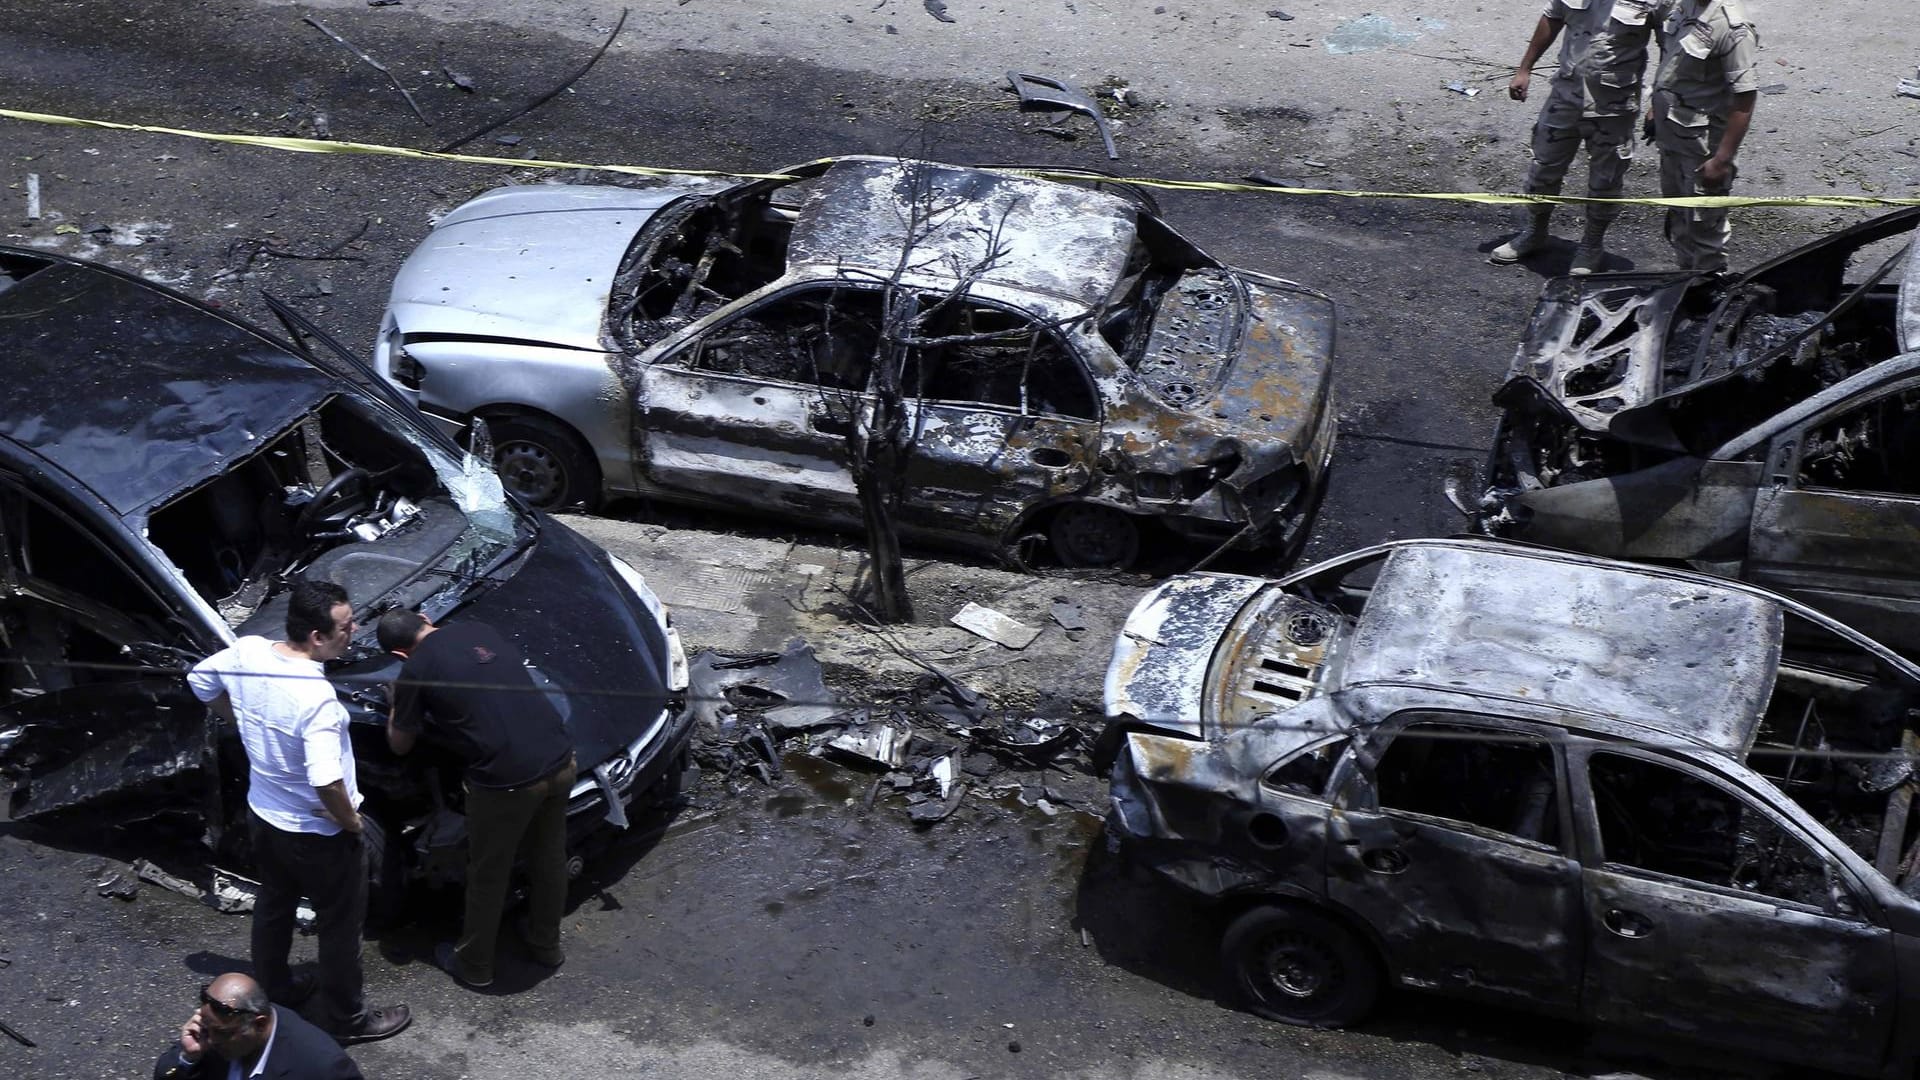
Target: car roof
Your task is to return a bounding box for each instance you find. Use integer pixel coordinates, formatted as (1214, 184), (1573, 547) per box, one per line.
(785, 158), (1139, 306)
(1339, 541), (1784, 755)
(0, 249), (333, 516)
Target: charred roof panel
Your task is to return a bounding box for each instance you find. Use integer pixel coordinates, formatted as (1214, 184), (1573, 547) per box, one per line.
(787, 159), (1137, 305)
(1341, 543), (1782, 755)
(0, 256), (330, 515)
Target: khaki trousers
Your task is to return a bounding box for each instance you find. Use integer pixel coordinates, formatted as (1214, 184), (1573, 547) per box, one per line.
(453, 759), (576, 981)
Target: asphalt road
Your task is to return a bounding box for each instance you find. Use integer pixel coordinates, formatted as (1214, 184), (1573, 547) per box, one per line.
(0, 1), (1913, 1077)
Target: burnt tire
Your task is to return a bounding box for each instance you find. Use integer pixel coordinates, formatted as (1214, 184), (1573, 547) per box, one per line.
(488, 416), (600, 510)
(1220, 904), (1380, 1028)
(1049, 503), (1140, 569)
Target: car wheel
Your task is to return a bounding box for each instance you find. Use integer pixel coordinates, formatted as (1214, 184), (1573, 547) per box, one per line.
(1049, 503), (1140, 569)
(1220, 905), (1380, 1028)
(488, 416), (600, 510)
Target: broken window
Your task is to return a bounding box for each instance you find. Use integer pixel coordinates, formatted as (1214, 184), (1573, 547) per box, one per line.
(685, 286), (879, 391)
(1795, 384), (1920, 496)
(612, 192), (796, 348)
(1590, 752), (1844, 912)
(1263, 736), (1348, 799)
(906, 301), (1097, 419)
(1369, 721), (1560, 846)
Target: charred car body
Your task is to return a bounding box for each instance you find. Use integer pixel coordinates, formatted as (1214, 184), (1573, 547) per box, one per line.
(1105, 538), (1920, 1077)
(1480, 207), (1920, 653)
(377, 157), (1336, 568)
(0, 247), (692, 903)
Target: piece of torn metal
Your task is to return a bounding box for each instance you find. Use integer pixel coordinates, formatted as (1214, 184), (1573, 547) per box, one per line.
(909, 781), (969, 825)
(1900, 78), (1920, 100)
(133, 859), (203, 903)
(1007, 71), (1120, 159)
(687, 640), (844, 735)
(923, 0), (955, 23)
(1049, 599), (1088, 632)
(827, 724), (910, 769)
(211, 869), (316, 925)
(95, 869), (139, 901)
(931, 753), (958, 798)
(951, 602), (1042, 649)
(0, 1018), (33, 1048)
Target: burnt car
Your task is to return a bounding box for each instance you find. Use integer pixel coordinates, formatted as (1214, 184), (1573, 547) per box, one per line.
(0, 246), (692, 904)
(376, 156), (1336, 568)
(1478, 207), (1920, 653)
(1104, 538), (1920, 1077)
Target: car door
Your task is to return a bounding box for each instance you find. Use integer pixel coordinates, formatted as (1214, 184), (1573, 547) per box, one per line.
(1748, 378), (1920, 650)
(0, 474), (216, 824)
(1576, 748), (1896, 1073)
(636, 284), (877, 521)
(1326, 714), (1583, 1012)
(897, 298), (1101, 541)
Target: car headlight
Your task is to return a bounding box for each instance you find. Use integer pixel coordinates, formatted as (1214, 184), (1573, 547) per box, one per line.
(609, 554), (690, 692)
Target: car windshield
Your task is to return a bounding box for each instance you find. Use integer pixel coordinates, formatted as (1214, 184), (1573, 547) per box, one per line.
(144, 392), (529, 645)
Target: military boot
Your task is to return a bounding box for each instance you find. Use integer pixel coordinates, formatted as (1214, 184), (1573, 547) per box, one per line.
(1569, 219), (1611, 276)
(1490, 207), (1553, 264)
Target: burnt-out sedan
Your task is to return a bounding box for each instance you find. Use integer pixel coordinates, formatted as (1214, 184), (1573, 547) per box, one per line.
(377, 156), (1336, 568)
(1479, 207), (1920, 653)
(0, 246), (691, 906)
(1104, 538), (1920, 1076)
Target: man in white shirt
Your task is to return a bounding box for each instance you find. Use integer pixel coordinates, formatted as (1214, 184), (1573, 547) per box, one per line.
(189, 580), (408, 1046)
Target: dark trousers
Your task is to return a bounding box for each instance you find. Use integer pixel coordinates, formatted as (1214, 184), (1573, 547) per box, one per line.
(453, 759), (576, 981)
(249, 811), (368, 1031)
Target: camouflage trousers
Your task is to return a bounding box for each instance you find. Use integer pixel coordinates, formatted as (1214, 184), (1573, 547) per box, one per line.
(1523, 114), (1637, 225)
(1653, 111), (1736, 272)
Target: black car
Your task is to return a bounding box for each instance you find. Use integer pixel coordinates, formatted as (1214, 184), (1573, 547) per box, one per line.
(0, 246), (693, 904)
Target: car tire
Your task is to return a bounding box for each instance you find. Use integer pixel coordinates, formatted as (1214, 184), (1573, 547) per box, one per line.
(487, 415), (601, 510)
(1049, 503), (1140, 569)
(1220, 904), (1380, 1029)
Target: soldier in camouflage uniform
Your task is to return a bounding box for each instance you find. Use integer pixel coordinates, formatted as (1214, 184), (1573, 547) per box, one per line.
(1648, 0), (1759, 271)
(1493, 0), (1666, 275)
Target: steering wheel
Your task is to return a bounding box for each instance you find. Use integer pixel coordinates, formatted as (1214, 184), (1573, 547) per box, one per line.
(295, 467), (373, 537)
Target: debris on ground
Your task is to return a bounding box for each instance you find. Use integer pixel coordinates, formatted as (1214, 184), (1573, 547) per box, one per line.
(94, 867), (138, 901)
(951, 602), (1042, 649)
(132, 858), (201, 902)
(1901, 77), (1920, 100)
(1445, 81), (1481, 97)
(1006, 71), (1120, 159)
(689, 641), (845, 737)
(211, 869), (316, 926)
(0, 1018), (33, 1048)
(302, 15), (429, 125)
(443, 66), (476, 92)
(923, 0), (955, 24)
(435, 7), (629, 151)
(1267, 9), (1294, 19)
(1049, 599), (1088, 632)
(826, 723), (910, 769)
(23, 173), (39, 220)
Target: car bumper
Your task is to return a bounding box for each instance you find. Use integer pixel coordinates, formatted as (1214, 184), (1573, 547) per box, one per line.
(564, 697), (694, 845)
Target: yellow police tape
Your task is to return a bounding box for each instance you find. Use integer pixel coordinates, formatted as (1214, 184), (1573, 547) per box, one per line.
(4, 106), (1917, 210)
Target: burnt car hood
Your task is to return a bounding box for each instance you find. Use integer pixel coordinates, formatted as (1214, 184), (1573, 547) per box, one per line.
(337, 515), (672, 771)
(1107, 571), (1352, 745)
(386, 183), (718, 350)
(1132, 271), (1335, 445)
(1495, 273), (1699, 438)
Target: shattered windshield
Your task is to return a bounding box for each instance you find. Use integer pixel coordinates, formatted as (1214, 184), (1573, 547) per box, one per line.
(145, 393), (526, 638)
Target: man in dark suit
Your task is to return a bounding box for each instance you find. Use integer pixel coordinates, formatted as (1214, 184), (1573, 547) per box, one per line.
(154, 972), (364, 1080)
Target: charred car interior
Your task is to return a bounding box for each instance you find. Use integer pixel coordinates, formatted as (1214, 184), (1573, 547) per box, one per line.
(1479, 208), (1920, 653)
(0, 247), (690, 908)
(378, 157), (1337, 570)
(1102, 539), (1920, 1076)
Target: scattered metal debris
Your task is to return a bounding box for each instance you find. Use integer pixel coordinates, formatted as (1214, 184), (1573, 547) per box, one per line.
(1900, 77), (1920, 101)
(23, 173), (38, 220)
(951, 602), (1042, 650)
(1757, 82), (1788, 95)
(923, 0), (955, 23)
(0, 1018), (33, 1048)
(132, 859), (202, 903)
(1049, 599), (1088, 632)
(435, 6), (630, 152)
(1007, 71), (1119, 159)
(368, 0), (403, 6)
(94, 868), (138, 901)
(214, 216), (370, 281)
(442, 66), (477, 92)
(1445, 81), (1480, 97)
(908, 781), (968, 825)
(211, 870), (315, 925)
(688, 641), (844, 738)
(302, 15), (430, 126)
(1267, 8), (1294, 19)
(826, 723), (911, 769)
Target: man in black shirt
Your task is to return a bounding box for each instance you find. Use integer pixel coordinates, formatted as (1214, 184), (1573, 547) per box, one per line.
(377, 609), (575, 989)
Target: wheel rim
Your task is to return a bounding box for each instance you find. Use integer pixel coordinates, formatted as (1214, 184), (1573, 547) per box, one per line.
(1247, 930), (1342, 1008)
(495, 441), (567, 506)
(1054, 504), (1138, 568)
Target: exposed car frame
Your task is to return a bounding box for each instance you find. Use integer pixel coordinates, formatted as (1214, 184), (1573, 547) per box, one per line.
(377, 157), (1337, 569)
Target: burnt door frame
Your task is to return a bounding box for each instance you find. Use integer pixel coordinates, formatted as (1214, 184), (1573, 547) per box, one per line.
(1570, 744), (1897, 1073)
(1749, 376), (1920, 651)
(1327, 712), (1584, 1013)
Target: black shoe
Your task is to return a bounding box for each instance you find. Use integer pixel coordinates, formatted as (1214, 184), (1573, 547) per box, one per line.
(434, 941), (494, 989)
(276, 971), (318, 1008)
(333, 1005), (411, 1046)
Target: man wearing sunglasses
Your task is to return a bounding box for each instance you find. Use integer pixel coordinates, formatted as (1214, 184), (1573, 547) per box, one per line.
(154, 972), (362, 1079)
